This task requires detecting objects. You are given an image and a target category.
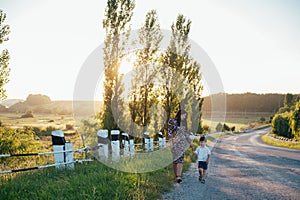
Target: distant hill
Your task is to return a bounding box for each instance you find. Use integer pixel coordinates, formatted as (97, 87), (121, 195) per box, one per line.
(2, 93), (299, 116)
(0, 99), (23, 108)
(202, 93), (297, 113)
(2, 94), (102, 116)
(0, 104), (7, 112)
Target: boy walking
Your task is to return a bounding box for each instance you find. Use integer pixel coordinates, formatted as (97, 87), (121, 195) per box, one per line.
(194, 136), (211, 183)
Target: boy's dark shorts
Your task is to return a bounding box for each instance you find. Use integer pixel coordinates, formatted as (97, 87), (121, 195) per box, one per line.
(198, 161), (208, 170)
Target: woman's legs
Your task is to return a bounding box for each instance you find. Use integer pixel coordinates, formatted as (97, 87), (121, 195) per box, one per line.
(173, 163), (177, 177)
(173, 154), (184, 182)
(173, 163), (183, 183)
(173, 163), (182, 177)
(176, 163), (183, 177)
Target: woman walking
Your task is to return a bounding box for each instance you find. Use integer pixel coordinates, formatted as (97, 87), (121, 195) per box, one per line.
(168, 109), (194, 183)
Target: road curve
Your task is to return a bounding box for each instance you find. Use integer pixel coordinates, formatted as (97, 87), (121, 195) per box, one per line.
(163, 128), (300, 200)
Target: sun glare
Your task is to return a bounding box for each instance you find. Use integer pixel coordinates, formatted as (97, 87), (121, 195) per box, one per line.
(119, 53), (137, 75)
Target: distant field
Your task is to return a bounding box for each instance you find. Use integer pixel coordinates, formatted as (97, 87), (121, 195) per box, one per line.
(0, 112), (75, 129)
(0, 111), (274, 133)
(0, 113), (84, 150)
(202, 111), (274, 132)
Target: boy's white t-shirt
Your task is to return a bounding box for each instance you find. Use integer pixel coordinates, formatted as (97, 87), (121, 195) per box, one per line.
(194, 146), (211, 161)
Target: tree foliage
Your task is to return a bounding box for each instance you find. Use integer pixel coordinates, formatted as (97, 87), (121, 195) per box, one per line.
(159, 14), (203, 135)
(272, 113), (292, 138)
(284, 93), (294, 108)
(271, 96), (300, 139)
(129, 10), (162, 134)
(0, 9), (10, 100)
(100, 3), (205, 136)
(290, 101), (300, 140)
(101, 0), (135, 131)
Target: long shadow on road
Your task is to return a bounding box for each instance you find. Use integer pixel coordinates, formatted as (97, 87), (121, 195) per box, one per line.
(206, 141), (300, 200)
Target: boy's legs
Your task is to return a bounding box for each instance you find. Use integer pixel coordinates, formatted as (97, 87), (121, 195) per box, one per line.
(198, 168), (203, 176)
(198, 168), (203, 180)
(201, 162), (208, 183)
(198, 161), (204, 180)
(202, 169), (207, 180)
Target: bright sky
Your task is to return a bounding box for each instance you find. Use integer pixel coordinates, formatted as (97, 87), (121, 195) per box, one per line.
(1, 0), (300, 100)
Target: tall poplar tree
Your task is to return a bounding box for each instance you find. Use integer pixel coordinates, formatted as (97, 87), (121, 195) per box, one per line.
(101, 0), (135, 131)
(129, 10), (163, 134)
(160, 14), (203, 134)
(0, 10), (10, 101)
(160, 14), (192, 133)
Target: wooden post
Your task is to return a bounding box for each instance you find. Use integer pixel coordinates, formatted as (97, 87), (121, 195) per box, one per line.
(51, 130), (66, 169)
(65, 142), (74, 169)
(121, 133), (130, 156)
(157, 132), (164, 148)
(163, 137), (166, 148)
(111, 130), (120, 161)
(143, 132), (150, 152)
(129, 136), (135, 156)
(149, 138), (154, 151)
(157, 132), (166, 148)
(97, 129), (109, 161)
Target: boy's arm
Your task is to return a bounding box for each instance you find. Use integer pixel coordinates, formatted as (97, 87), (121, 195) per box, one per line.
(206, 154), (210, 164)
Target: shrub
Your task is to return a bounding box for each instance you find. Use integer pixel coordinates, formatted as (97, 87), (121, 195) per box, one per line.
(65, 124), (74, 130)
(21, 111), (34, 118)
(45, 126), (57, 134)
(278, 107), (290, 114)
(231, 126), (236, 132)
(290, 101), (300, 140)
(222, 123), (231, 132)
(0, 127), (43, 171)
(260, 117), (266, 122)
(202, 124), (210, 133)
(216, 122), (223, 132)
(271, 113), (293, 138)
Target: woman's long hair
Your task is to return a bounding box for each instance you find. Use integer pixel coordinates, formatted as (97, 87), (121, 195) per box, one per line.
(175, 109), (187, 128)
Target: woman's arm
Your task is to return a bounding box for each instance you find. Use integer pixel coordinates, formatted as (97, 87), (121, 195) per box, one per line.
(190, 142), (195, 152)
(168, 118), (177, 138)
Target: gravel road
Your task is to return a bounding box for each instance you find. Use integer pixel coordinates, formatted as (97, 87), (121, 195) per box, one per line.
(162, 128), (300, 200)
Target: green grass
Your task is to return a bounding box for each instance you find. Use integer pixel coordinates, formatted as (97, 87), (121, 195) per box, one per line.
(261, 134), (300, 150)
(0, 161), (176, 200)
(0, 143), (199, 200)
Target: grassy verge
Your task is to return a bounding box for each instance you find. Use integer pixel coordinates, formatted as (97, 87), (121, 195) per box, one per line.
(0, 161), (176, 200)
(253, 124), (271, 130)
(261, 134), (300, 150)
(0, 146), (199, 199)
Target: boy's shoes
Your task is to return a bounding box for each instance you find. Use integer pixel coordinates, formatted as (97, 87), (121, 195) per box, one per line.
(200, 179), (205, 184)
(198, 176), (202, 181)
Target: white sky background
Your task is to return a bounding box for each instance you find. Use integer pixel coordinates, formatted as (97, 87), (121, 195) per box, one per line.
(1, 0), (300, 100)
